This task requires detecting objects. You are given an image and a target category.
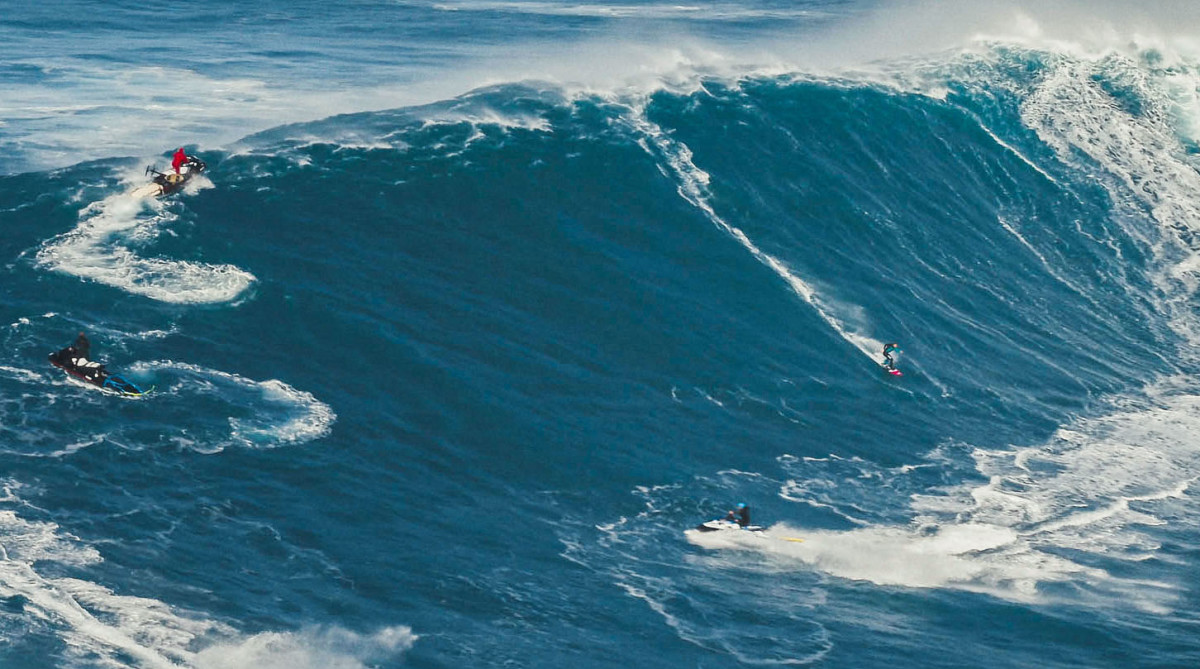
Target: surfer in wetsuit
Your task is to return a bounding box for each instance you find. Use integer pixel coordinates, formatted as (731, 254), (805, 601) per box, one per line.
(724, 503), (751, 527)
(171, 147), (188, 174)
(882, 342), (900, 372)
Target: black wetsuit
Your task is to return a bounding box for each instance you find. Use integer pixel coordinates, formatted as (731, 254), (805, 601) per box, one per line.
(72, 332), (91, 361)
(50, 333), (107, 384)
(882, 343), (899, 370)
(726, 506), (751, 527)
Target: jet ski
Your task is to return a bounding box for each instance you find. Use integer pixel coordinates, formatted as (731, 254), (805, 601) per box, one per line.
(48, 348), (151, 396)
(692, 519), (766, 533)
(129, 155), (206, 198)
(685, 519), (806, 546)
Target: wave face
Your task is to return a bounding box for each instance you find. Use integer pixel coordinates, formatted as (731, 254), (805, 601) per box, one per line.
(5, 2), (1200, 668)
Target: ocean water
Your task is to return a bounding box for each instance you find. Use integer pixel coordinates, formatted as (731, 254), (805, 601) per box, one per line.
(3, 1), (1200, 667)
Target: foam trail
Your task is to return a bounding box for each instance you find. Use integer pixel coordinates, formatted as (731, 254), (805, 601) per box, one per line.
(0, 506), (214, 669)
(573, 489), (834, 666)
(192, 626), (418, 669)
(711, 378), (1200, 612)
(35, 193), (255, 305)
(623, 103), (885, 362)
(128, 361), (336, 451)
(975, 119), (1059, 187)
(687, 522), (1042, 591)
(230, 379), (337, 448)
(0, 498), (414, 668)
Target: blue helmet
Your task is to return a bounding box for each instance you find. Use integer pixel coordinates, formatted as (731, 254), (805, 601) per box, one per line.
(736, 503), (746, 509)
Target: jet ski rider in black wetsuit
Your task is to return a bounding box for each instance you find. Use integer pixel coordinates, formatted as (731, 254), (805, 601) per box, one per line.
(725, 503), (751, 527)
(54, 331), (107, 383)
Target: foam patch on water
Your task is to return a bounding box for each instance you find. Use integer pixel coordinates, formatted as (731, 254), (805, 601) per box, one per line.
(228, 379), (337, 448)
(127, 361), (336, 451)
(0, 484), (413, 668)
(734, 379), (1200, 612)
(192, 626), (418, 669)
(0, 490), (215, 668)
(35, 192), (255, 305)
(559, 482), (834, 666)
(686, 520), (1104, 608)
(1015, 50), (1200, 344)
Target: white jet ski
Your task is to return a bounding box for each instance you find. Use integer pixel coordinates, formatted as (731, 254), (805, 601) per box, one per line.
(691, 519), (766, 533)
(129, 155), (206, 198)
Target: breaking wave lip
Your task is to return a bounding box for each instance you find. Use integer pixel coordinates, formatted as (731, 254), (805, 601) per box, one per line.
(675, 42), (1200, 613)
(617, 96), (920, 390)
(34, 191), (256, 305)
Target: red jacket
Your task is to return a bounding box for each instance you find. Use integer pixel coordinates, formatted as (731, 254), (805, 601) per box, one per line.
(171, 148), (187, 173)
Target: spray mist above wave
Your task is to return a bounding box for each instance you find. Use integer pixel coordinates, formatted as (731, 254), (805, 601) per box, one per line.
(35, 192), (256, 305)
(850, 39), (1200, 358)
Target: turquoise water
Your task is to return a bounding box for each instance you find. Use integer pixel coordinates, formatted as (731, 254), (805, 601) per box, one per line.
(2, 2), (1200, 667)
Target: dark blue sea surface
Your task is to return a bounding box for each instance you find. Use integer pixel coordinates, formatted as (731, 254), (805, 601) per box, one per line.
(3, 1), (1200, 667)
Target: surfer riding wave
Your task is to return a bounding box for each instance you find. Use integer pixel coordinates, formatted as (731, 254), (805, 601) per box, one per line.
(882, 342), (901, 375)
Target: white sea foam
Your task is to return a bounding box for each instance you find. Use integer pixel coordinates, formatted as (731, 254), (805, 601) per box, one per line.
(1015, 52), (1200, 346)
(128, 361), (336, 450)
(688, 522), (1045, 592)
(0, 365), (43, 385)
(575, 492), (834, 666)
(35, 193), (256, 305)
(229, 379), (337, 448)
(432, 1), (827, 21)
(0, 503), (207, 669)
(192, 626), (418, 669)
(700, 378), (1200, 612)
(0, 484), (412, 668)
